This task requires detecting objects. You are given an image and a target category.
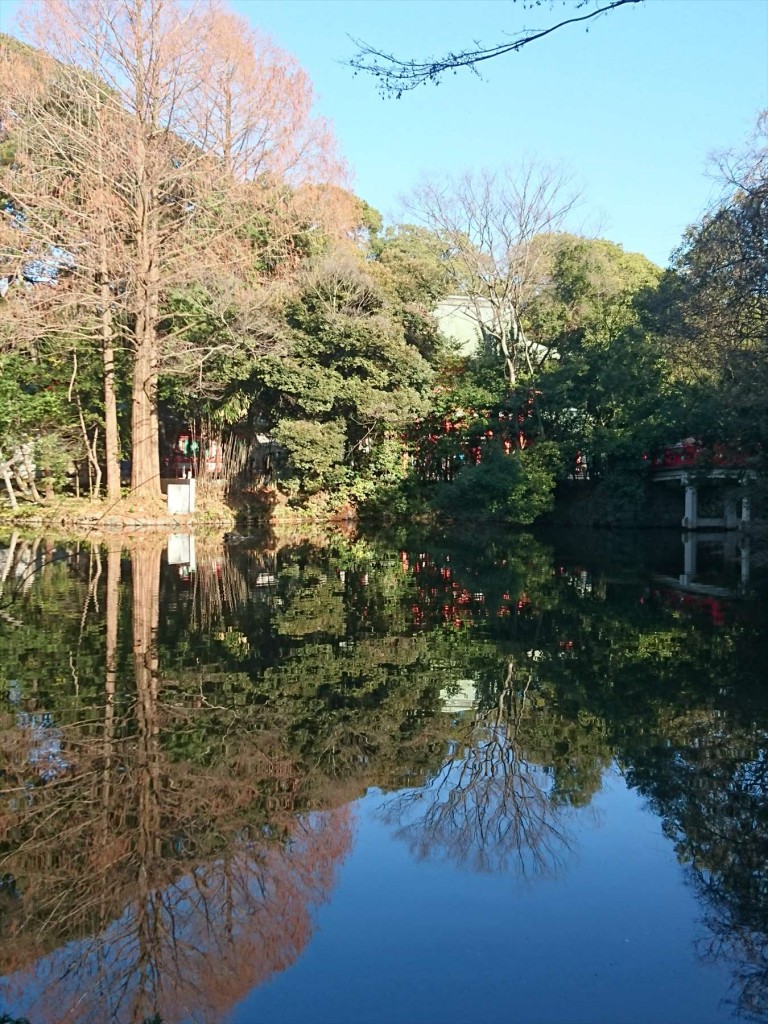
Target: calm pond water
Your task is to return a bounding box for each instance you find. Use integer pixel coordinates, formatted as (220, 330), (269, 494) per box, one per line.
(0, 526), (766, 1024)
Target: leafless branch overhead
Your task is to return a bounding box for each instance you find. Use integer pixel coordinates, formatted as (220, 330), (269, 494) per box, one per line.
(345, 0), (643, 97)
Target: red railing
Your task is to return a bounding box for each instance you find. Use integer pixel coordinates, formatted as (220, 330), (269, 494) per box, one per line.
(648, 442), (749, 470)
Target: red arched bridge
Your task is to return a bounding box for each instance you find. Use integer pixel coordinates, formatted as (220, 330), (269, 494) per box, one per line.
(647, 441), (755, 530)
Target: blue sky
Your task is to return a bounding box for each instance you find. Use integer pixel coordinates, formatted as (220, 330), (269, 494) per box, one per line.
(3, 0), (766, 266)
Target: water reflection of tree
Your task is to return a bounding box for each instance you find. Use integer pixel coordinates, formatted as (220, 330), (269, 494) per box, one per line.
(698, 879), (768, 1022)
(3, 811), (351, 1024)
(380, 659), (587, 877)
(0, 538), (353, 1024)
(620, 706), (768, 1021)
(3, 527), (767, 1021)
(522, 565), (768, 1023)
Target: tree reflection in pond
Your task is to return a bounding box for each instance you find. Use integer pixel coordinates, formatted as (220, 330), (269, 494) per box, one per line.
(2, 811), (351, 1024)
(0, 537), (354, 1024)
(379, 662), (583, 877)
(620, 703), (768, 1021)
(0, 527), (766, 1022)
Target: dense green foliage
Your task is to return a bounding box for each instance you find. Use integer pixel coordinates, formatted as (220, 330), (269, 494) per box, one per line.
(1, 22), (764, 523)
(226, 257), (435, 503)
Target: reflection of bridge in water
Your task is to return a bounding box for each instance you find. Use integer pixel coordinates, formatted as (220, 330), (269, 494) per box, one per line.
(653, 531), (753, 599)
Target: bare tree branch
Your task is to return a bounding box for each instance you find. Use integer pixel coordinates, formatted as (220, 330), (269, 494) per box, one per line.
(345, 0), (644, 97)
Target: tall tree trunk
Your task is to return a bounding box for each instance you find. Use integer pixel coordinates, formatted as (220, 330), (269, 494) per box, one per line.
(130, 140), (161, 497)
(130, 328), (160, 496)
(130, 32), (161, 500)
(132, 538), (163, 1017)
(500, 326), (516, 385)
(96, 98), (122, 503)
(103, 326), (121, 501)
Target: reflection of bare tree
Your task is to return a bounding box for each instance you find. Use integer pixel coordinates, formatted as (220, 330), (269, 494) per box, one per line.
(380, 661), (575, 876)
(0, 537), (353, 1024)
(188, 541), (248, 630)
(2, 810), (352, 1024)
(132, 541), (164, 1024)
(696, 885), (768, 1022)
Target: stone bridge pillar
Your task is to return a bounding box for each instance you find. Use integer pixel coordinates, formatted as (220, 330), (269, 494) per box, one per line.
(681, 532), (697, 586)
(682, 481), (698, 530)
(741, 535), (751, 587)
(741, 496), (751, 528)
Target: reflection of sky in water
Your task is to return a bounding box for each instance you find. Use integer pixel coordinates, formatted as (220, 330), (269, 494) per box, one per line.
(0, 768), (740, 1024)
(15, 716), (68, 778)
(14, 713), (68, 782)
(233, 773), (737, 1024)
(7, 684), (69, 783)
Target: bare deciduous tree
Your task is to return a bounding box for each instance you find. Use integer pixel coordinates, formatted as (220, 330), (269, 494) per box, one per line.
(195, 6), (345, 186)
(407, 163), (578, 383)
(2, 0), (347, 498)
(0, 44), (127, 499)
